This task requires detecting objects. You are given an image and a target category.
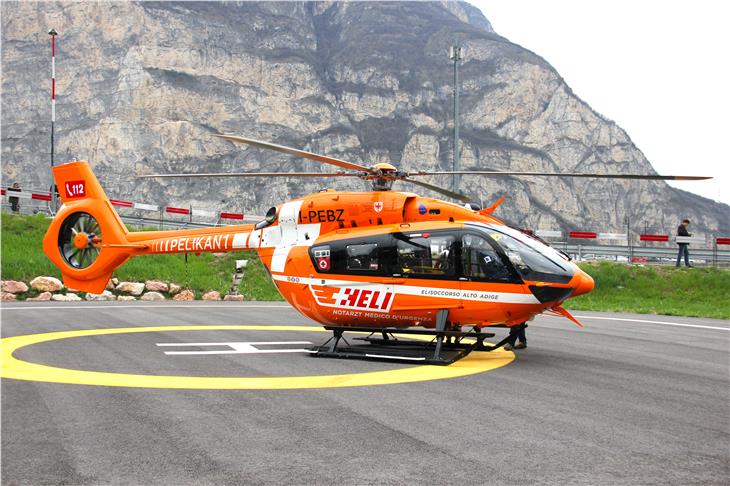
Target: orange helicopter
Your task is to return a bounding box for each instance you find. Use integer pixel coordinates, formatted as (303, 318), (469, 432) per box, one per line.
(42, 135), (710, 363)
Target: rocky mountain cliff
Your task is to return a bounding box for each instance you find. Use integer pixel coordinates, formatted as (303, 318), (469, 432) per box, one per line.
(2, 1), (728, 235)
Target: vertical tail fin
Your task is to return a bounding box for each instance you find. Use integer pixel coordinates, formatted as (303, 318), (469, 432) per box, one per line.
(42, 161), (133, 293)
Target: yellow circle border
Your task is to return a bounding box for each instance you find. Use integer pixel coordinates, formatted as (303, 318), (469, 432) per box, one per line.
(0, 325), (514, 390)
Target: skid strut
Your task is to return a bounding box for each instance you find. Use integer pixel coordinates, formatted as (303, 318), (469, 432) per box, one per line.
(309, 312), (502, 365)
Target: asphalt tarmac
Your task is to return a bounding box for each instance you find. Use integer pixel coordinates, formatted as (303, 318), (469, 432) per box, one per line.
(1, 302), (728, 485)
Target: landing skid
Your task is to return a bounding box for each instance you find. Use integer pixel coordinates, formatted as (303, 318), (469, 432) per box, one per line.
(309, 311), (513, 365)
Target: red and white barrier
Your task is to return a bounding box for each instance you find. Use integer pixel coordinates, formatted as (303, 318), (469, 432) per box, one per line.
(110, 199), (133, 208)
(220, 212), (244, 220)
(675, 236), (706, 245)
(530, 227), (729, 247)
(3, 186), (729, 243)
(569, 231), (597, 239)
(535, 229), (562, 238)
(134, 202), (159, 212)
(1, 187), (245, 221)
(165, 206), (189, 215)
(640, 234), (669, 242)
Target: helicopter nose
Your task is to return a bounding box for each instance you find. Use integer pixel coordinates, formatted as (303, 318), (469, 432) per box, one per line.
(571, 269), (595, 297)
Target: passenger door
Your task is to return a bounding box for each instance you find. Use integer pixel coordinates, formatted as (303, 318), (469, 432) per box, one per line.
(459, 232), (523, 323)
(391, 231), (462, 312)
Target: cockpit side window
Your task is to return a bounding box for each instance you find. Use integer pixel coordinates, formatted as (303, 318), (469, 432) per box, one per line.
(461, 233), (519, 283)
(394, 233), (457, 278)
(311, 231), (463, 279)
(310, 235), (394, 276)
(346, 243), (379, 272)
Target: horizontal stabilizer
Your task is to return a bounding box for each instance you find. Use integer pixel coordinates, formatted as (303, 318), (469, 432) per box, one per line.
(479, 195), (507, 216)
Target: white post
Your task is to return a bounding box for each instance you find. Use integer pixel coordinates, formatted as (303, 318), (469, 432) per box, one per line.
(49, 28), (58, 213)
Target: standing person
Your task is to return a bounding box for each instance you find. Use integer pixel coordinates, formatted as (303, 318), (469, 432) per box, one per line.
(676, 219), (693, 267)
(8, 182), (21, 213)
(504, 322), (527, 351)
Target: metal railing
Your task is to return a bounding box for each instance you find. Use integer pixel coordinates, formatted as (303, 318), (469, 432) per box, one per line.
(1, 201), (260, 229)
(3, 186), (728, 266)
(549, 242), (730, 267)
(1, 185), (260, 228)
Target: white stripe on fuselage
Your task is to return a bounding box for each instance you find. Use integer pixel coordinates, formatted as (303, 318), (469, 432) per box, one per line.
(255, 201), (321, 272)
(232, 233), (249, 249)
(271, 274), (539, 305)
(271, 201), (303, 273)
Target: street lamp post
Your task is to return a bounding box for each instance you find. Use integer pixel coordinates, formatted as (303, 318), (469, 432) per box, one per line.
(449, 45), (463, 195)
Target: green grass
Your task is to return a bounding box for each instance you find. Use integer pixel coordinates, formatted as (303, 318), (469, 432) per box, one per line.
(1, 212), (282, 300)
(2, 213), (728, 317)
(1, 213), (59, 280)
(567, 261), (730, 319)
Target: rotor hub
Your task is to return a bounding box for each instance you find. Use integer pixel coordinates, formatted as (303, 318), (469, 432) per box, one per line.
(73, 232), (90, 250)
(371, 162), (398, 172)
(363, 163), (405, 191)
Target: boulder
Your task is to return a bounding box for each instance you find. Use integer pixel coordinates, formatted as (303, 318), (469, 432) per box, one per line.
(223, 294), (245, 301)
(1, 292), (17, 301)
(105, 279), (115, 290)
(145, 280), (168, 292)
(172, 289), (194, 301)
(86, 290), (116, 301)
(117, 295), (137, 301)
(30, 276), (63, 292)
(26, 291), (52, 301)
(116, 281), (145, 296)
(51, 293), (82, 301)
(2, 280), (29, 294)
(202, 290), (221, 301)
(140, 291), (165, 301)
(111, 277), (119, 286)
(168, 283), (182, 295)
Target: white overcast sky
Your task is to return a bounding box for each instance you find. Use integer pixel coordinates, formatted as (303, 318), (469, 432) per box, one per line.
(469, 0), (730, 206)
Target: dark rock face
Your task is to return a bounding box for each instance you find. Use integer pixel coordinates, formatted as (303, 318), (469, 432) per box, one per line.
(2, 1), (727, 235)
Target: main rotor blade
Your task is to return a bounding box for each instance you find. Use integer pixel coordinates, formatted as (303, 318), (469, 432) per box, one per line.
(408, 171), (712, 180)
(403, 179), (472, 203)
(137, 172), (360, 178)
(215, 134), (375, 174)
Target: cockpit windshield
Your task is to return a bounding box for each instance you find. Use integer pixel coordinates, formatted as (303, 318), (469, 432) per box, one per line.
(473, 224), (574, 283)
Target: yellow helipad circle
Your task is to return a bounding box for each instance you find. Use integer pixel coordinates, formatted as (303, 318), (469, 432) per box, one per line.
(0, 325), (514, 389)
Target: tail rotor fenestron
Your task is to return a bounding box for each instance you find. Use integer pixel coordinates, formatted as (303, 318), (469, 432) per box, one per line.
(58, 212), (102, 270)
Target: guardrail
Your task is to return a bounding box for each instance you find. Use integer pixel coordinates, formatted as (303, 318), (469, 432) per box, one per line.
(1, 201), (262, 231)
(1, 185), (257, 228)
(550, 243), (730, 267)
(3, 186), (729, 266)
(535, 229), (730, 266)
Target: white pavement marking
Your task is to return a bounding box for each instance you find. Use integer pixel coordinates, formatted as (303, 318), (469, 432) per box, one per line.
(541, 314), (729, 332)
(155, 341), (313, 355)
(1, 304), (292, 311)
(2, 304), (726, 332)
